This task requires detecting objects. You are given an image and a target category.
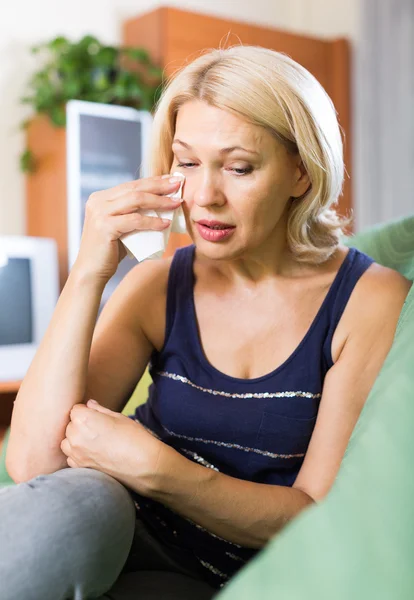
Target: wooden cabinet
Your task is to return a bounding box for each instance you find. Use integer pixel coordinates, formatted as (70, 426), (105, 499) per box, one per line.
(26, 116), (68, 290)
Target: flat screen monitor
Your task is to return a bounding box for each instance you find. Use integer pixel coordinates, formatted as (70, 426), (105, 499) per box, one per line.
(66, 100), (153, 315)
(0, 236), (59, 381)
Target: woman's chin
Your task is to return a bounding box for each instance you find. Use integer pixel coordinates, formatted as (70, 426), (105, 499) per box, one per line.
(194, 238), (245, 261)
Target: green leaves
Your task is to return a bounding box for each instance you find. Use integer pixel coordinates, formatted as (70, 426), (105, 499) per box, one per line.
(20, 150), (36, 174)
(49, 105), (66, 127)
(20, 35), (163, 171)
(121, 47), (151, 63)
(23, 34), (162, 113)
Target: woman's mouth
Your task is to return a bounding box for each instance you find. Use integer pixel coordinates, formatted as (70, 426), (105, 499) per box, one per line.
(195, 220), (236, 242)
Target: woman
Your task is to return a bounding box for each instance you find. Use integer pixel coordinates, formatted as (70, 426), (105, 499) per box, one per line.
(3, 46), (410, 599)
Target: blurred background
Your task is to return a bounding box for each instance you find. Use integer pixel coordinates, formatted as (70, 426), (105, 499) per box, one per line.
(0, 0), (358, 238)
(0, 0), (413, 443)
(1, 0), (413, 237)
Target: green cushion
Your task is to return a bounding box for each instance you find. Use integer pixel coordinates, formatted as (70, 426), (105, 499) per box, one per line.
(0, 428), (13, 486)
(217, 215), (414, 599)
(343, 215), (414, 279)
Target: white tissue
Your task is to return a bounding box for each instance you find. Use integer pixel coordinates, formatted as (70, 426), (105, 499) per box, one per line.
(121, 172), (186, 262)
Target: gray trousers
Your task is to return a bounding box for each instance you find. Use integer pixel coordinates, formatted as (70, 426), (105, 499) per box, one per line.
(0, 468), (216, 600)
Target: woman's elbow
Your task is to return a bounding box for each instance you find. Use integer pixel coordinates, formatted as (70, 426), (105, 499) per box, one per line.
(5, 446), (67, 483)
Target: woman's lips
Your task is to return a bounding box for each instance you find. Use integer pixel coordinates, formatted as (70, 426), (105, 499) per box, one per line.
(195, 221), (236, 242)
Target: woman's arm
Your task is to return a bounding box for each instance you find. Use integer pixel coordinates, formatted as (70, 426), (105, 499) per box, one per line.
(7, 175), (181, 483)
(60, 399), (314, 549)
(6, 267), (106, 482)
(293, 266), (411, 501)
(147, 445), (314, 548)
(6, 259), (161, 483)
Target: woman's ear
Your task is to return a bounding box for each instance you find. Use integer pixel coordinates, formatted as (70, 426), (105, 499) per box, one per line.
(292, 160), (311, 198)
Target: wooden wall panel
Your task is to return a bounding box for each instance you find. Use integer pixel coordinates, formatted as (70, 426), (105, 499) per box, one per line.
(162, 8), (330, 88)
(123, 8), (165, 66)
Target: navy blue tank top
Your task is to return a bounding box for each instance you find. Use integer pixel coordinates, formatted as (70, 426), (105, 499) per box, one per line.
(130, 244), (374, 588)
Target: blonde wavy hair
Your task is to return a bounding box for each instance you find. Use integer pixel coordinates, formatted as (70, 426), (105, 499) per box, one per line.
(149, 45), (350, 264)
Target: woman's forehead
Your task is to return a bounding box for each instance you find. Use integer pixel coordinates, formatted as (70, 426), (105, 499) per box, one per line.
(174, 101), (272, 153)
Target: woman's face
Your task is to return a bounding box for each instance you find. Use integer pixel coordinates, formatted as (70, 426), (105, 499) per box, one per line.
(171, 99), (309, 261)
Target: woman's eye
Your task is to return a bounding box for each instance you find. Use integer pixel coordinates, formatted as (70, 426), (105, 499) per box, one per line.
(176, 162), (252, 176)
(231, 167), (253, 175)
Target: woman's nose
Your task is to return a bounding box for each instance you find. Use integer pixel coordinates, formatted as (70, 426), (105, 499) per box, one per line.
(193, 176), (226, 208)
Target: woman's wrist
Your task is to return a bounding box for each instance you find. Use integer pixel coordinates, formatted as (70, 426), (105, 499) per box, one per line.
(145, 442), (182, 498)
(69, 261), (109, 292)
(147, 442), (216, 504)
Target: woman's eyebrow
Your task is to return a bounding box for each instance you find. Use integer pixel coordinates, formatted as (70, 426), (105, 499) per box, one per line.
(172, 139), (260, 156)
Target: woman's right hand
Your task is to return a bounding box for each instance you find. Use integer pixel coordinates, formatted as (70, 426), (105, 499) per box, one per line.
(71, 174), (184, 283)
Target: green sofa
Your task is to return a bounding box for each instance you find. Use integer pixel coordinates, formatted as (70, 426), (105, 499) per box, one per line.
(1, 215), (413, 599)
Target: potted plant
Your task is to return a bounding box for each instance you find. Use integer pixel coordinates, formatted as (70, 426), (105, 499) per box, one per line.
(20, 35), (163, 172)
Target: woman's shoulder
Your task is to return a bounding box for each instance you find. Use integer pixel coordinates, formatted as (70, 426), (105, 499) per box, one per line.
(365, 263), (411, 319)
(124, 255), (173, 298)
(335, 247), (411, 349)
(336, 243), (410, 297)
(353, 252), (412, 305)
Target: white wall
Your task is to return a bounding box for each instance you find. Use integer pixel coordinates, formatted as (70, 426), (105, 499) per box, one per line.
(0, 0), (359, 235)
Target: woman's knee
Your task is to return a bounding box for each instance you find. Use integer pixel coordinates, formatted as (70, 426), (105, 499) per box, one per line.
(0, 468), (136, 600)
(31, 467), (136, 563)
(23, 467), (136, 544)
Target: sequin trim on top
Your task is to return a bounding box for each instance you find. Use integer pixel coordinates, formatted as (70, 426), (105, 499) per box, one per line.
(225, 551), (246, 563)
(197, 558), (230, 582)
(162, 424), (305, 459)
(184, 515), (243, 548)
(180, 448), (220, 471)
(156, 370), (321, 400)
